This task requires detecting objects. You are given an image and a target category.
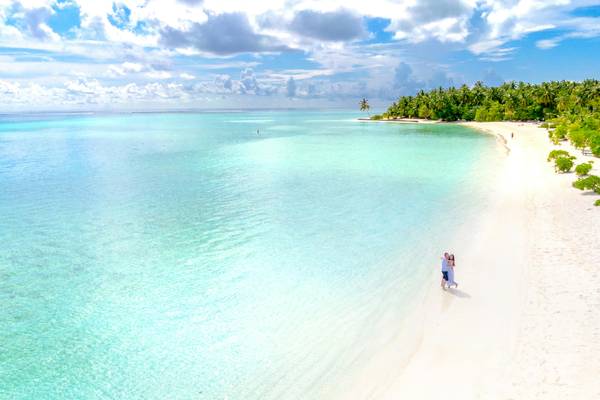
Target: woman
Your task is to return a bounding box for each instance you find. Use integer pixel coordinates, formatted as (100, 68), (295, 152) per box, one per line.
(447, 254), (458, 288)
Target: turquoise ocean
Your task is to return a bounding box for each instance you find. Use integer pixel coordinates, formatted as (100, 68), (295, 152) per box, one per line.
(0, 111), (503, 399)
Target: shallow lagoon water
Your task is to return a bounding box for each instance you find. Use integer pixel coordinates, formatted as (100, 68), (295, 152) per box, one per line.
(0, 111), (503, 399)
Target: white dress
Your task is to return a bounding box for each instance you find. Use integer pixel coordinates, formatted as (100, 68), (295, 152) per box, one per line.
(447, 263), (457, 287)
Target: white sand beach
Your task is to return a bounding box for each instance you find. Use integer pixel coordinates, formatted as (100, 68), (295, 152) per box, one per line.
(343, 121), (600, 400)
(357, 117), (440, 124)
(389, 122), (600, 399)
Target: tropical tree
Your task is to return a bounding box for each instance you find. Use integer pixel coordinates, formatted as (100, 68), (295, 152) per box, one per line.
(360, 98), (371, 116)
(372, 79), (599, 157)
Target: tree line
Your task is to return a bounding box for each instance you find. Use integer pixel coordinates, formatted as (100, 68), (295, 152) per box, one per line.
(373, 80), (600, 157)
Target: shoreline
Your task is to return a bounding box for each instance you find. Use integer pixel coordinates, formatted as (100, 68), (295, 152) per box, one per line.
(357, 117), (440, 124)
(347, 121), (600, 399)
(394, 122), (599, 399)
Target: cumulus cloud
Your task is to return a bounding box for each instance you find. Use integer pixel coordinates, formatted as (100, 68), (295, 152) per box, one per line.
(24, 6), (58, 40)
(180, 72), (195, 80)
(392, 62), (425, 94)
(5, 2), (59, 41)
(469, 0), (600, 59)
(3, 1), (597, 60)
(159, 12), (289, 55)
(239, 68), (259, 94)
(428, 70), (455, 89)
(145, 71), (172, 79)
(387, 0), (474, 43)
(286, 77), (296, 97)
(1, 0), (599, 109)
(482, 68), (503, 87)
(220, 75), (233, 90)
(289, 9), (366, 41)
(376, 62), (457, 99)
(108, 62), (145, 76)
(0, 77), (194, 107)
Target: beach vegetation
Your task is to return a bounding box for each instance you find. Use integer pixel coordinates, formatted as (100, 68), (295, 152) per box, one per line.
(376, 80), (600, 157)
(549, 124), (568, 144)
(554, 156), (575, 173)
(595, 199), (600, 206)
(575, 162), (593, 176)
(568, 128), (592, 150)
(572, 175), (600, 194)
(360, 98), (370, 115)
(547, 149), (572, 162)
(418, 104), (431, 119)
(591, 134), (600, 157)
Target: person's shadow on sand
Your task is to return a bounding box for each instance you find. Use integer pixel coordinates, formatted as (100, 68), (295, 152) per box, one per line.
(446, 287), (471, 298)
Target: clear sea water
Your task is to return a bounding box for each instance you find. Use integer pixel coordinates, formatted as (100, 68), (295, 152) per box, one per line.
(0, 111), (503, 399)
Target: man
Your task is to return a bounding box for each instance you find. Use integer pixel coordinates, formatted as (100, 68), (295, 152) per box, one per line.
(441, 252), (449, 290)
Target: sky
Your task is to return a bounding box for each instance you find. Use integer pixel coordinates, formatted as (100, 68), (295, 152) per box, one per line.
(1, 0), (600, 111)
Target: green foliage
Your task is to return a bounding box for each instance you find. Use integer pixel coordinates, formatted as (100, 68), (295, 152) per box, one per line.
(359, 98), (370, 113)
(555, 156), (575, 173)
(462, 107), (476, 121)
(591, 133), (600, 157)
(595, 199), (600, 206)
(572, 175), (600, 193)
(547, 149), (571, 162)
(384, 80), (600, 122)
(575, 162), (593, 176)
(418, 104), (431, 119)
(548, 114), (600, 155)
(569, 128), (592, 149)
(549, 124), (568, 144)
(370, 114), (383, 120)
(381, 80), (600, 157)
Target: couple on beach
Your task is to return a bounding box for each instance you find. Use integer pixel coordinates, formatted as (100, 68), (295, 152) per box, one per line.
(440, 252), (458, 290)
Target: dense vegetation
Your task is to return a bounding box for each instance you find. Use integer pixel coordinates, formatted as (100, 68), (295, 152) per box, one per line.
(573, 174), (600, 207)
(375, 80), (600, 157)
(546, 150), (599, 205)
(373, 80), (600, 206)
(547, 150), (576, 173)
(575, 162), (593, 176)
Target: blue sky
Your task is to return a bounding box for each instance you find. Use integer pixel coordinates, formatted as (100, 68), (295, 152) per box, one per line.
(1, 0), (600, 111)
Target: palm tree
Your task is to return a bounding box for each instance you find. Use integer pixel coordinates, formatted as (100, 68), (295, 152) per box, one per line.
(359, 98), (370, 115)
(375, 79), (600, 135)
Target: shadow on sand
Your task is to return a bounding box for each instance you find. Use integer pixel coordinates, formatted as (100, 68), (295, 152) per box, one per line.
(446, 287), (471, 298)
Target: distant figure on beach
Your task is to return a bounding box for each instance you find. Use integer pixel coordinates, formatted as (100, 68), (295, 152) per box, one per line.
(511, 132), (514, 139)
(257, 129), (260, 135)
(447, 254), (458, 288)
(441, 252), (450, 290)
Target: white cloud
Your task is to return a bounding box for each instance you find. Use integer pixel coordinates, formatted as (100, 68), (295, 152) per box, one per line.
(471, 0), (600, 58)
(1, 1), (598, 58)
(122, 62), (144, 73)
(108, 62), (145, 76)
(145, 71), (172, 79)
(536, 38), (560, 49)
(0, 0), (599, 109)
(180, 72), (196, 80)
(0, 77), (194, 108)
(535, 15), (600, 50)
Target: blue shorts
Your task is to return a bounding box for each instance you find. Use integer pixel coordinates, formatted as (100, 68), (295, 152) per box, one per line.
(442, 271), (449, 281)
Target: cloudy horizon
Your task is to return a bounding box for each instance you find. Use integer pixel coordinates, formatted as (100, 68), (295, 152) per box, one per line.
(1, 0), (600, 111)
